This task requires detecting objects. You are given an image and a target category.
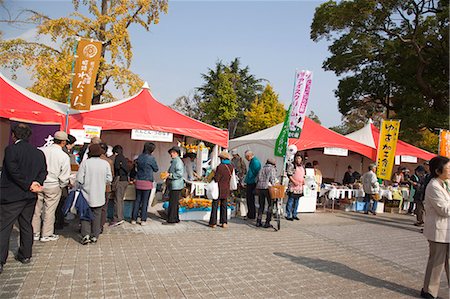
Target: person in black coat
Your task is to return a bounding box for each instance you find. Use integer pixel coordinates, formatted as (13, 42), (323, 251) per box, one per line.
(0, 123), (47, 274)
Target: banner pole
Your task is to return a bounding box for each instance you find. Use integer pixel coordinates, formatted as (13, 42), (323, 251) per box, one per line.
(65, 38), (80, 132)
(281, 70), (298, 185)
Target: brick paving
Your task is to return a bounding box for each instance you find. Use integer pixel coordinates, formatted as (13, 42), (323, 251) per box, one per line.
(0, 209), (449, 299)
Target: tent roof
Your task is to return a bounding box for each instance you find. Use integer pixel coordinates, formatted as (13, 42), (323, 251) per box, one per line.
(230, 117), (376, 159)
(346, 122), (435, 161)
(290, 118), (375, 158)
(68, 87), (229, 148)
(0, 73), (66, 125)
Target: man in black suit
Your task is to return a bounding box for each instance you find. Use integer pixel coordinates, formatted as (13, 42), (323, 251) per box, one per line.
(0, 123), (47, 274)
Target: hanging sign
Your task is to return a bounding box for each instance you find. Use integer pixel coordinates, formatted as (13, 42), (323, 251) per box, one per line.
(324, 147), (348, 157)
(70, 39), (102, 110)
(289, 70), (313, 138)
(401, 155), (418, 163)
(376, 120), (401, 180)
(131, 129), (173, 142)
(439, 129), (450, 158)
(83, 125), (102, 141)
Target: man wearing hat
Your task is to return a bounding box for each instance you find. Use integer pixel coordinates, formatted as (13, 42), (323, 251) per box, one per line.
(161, 146), (185, 224)
(32, 131), (71, 242)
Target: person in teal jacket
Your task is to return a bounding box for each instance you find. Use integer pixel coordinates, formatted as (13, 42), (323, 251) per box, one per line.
(162, 146), (184, 224)
(244, 150), (261, 219)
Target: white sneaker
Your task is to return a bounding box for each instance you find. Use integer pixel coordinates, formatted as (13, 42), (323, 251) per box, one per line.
(33, 233), (40, 241)
(140, 221), (147, 226)
(40, 234), (59, 242)
(131, 220), (137, 225)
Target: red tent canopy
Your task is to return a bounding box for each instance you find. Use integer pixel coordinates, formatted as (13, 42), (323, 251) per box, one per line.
(289, 118), (376, 159)
(68, 88), (229, 148)
(370, 124), (435, 161)
(0, 73), (66, 125)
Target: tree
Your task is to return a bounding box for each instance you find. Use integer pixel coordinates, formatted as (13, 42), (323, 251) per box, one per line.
(170, 91), (203, 119)
(200, 72), (238, 129)
(0, 0), (168, 103)
(244, 84), (286, 133)
(311, 0), (449, 147)
(307, 110), (322, 125)
(197, 58), (265, 137)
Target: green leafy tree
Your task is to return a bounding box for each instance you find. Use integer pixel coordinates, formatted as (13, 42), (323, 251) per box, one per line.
(200, 72), (238, 129)
(197, 58), (265, 137)
(311, 0), (449, 148)
(244, 84), (286, 133)
(0, 0), (168, 103)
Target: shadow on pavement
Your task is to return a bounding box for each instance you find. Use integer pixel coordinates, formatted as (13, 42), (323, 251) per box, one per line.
(273, 252), (420, 298)
(335, 212), (422, 233)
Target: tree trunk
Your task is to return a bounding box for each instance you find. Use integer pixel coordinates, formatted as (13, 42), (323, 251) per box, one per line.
(92, 0), (108, 105)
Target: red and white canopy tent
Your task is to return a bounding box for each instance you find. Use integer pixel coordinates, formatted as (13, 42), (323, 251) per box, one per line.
(0, 74), (228, 169)
(345, 120), (435, 162)
(229, 118), (377, 181)
(67, 83), (228, 148)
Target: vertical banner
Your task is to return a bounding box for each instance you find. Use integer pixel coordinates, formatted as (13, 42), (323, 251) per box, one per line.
(376, 120), (401, 180)
(275, 105), (292, 157)
(289, 70), (313, 138)
(439, 129), (450, 158)
(70, 39), (102, 110)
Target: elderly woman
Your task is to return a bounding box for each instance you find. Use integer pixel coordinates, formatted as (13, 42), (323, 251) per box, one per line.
(209, 151), (234, 228)
(131, 142), (159, 226)
(76, 144), (112, 245)
(256, 158), (277, 228)
(161, 146), (184, 225)
(421, 156), (450, 299)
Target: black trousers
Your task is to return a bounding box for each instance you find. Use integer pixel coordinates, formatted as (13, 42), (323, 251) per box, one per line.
(0, 198), (37, 264)
(246, 183), (257, 219)
(167, 190), (181, 223)
(210, 199), (228, 225)
(257, 189), (273, 222)
(415, 200), (424, 223)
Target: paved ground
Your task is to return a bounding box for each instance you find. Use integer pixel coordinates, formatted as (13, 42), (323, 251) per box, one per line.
(0, 208), (449, 299)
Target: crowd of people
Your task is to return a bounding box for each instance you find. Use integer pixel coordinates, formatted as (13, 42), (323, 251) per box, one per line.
(0, 123), (449, 298)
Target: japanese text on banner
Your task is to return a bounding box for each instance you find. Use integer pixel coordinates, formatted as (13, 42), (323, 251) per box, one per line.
(439, 130), (450, 158)
(289, 70), (312, 138)
(275, 105), (292, 157)
(70, 39), (102, 111)
(376, 120), (401, 180)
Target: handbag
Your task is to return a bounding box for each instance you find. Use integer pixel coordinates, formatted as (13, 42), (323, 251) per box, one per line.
(111, 176), (120, 192)
(224, 165), (238, 191)
(206, 180), (219, 200)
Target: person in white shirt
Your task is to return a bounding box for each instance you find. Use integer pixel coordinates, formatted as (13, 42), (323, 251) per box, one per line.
(32, 131), (71, 242)
(361, 163), (380, 215)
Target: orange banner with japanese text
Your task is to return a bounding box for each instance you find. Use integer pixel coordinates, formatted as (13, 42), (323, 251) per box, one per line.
(70, 39), (102, 110)
(439, 130), (450, 158)
(376, 120), (401, 180)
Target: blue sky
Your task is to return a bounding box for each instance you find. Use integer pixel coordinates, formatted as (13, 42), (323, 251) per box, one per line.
(1, 0), (343, 127)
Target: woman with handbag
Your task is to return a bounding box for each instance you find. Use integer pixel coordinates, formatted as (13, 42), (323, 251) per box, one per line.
(131, 142), (159, 226)
(421, 156), (450, 299)
(256, 158), (277, 228)
(209, 151), (234, 228)
(76, 144), (112, 244)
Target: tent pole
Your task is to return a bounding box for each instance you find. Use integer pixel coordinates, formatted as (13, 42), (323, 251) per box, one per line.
(64, 38), (80, 132)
